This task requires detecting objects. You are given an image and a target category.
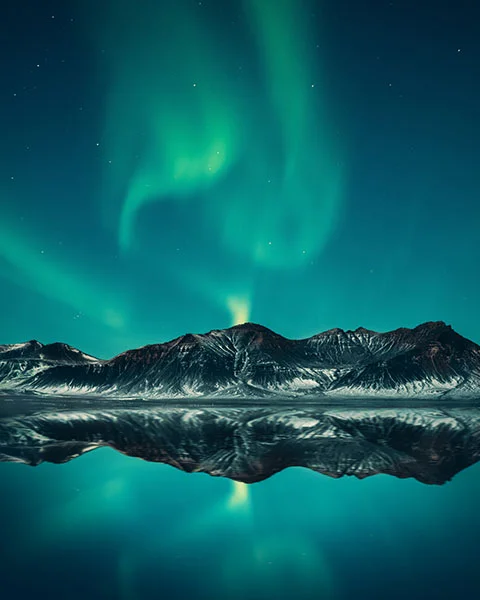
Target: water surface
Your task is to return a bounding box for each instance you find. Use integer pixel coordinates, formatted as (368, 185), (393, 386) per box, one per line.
(1, 396), (480, 599)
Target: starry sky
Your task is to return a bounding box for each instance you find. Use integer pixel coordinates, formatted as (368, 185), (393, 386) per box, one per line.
(1, 0), (479, 358)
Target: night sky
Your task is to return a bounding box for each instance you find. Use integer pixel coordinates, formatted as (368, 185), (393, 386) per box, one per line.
(1, 0), (479, 359)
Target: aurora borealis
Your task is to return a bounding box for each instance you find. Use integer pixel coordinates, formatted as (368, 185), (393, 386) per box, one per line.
(1, 0), (478, 359)
(1, 1), (480, 599)
(98, 0), (343, 268)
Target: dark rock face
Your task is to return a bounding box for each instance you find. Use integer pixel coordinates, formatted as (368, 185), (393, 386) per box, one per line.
(0, 341), (98, 391)
(0, 321), (479, 399)
(0, 340), (96, 362)
(1, 399), (480, 485)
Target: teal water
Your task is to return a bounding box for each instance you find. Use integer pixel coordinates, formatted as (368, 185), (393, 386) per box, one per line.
(1, 449), (479, 600)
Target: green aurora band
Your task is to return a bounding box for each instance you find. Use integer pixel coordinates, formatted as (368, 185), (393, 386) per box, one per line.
(96, 0), (343, 270)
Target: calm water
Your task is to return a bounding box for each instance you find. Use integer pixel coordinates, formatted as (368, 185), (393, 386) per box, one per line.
(1, 441), (480, 599)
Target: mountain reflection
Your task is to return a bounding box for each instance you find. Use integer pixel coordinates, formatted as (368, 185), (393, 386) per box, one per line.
(1, 396), (479, 485)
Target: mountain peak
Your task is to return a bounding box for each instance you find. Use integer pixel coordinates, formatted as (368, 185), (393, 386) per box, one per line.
(414, 321), (449, 331)
(227, 322), (275, 333)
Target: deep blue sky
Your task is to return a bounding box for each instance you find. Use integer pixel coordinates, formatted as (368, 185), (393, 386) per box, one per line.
(1, 0), (479, 358)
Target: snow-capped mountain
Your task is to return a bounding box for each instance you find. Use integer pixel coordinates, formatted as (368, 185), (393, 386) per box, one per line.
(0, 340), (98, 391)
(1, 321), (479, 399)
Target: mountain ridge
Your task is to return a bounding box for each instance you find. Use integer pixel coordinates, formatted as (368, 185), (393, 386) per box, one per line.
(0, 321), (479, 399)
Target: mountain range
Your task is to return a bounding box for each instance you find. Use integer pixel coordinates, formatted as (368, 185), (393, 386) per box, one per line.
(1, 321), (479, 399)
